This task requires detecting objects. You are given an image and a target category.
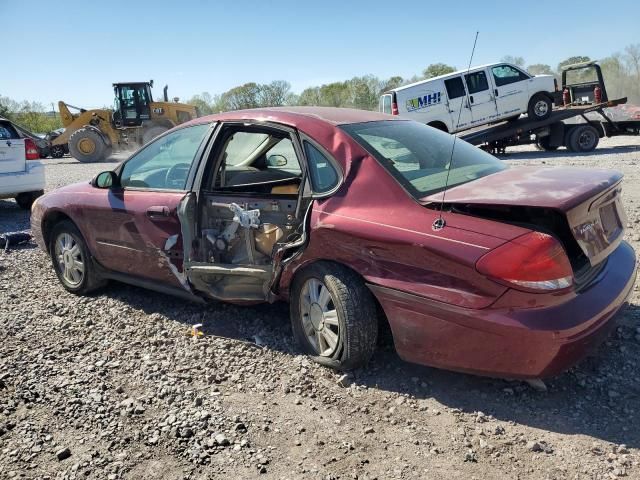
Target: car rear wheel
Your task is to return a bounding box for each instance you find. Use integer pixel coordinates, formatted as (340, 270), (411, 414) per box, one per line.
(50, 220), (105, 295)
(527, 93), (552, 121)
(51, 145), (66, 158)
(69, 128), (109, 163)
(290, 262), (378, 370)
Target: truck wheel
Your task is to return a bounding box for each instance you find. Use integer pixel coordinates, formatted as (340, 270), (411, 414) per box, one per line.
(527, 94), (552, 121)
(142, 125), (169, 145)
(535, 136), (559, 151)
(15, 191), (43, 210)
(49, 220), (106, 295)
(568, 125), (600, 152)
(290, 262), (378, 370)
(69, 128), (108, 163)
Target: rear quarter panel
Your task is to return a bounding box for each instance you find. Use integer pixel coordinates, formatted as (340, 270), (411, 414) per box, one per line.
(279, 153), (519, 309)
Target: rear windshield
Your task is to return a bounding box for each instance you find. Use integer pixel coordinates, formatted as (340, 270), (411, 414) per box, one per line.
(565, 66), (598, 85)
(341, 121), (506, 199)
(0, 121), (19, 140)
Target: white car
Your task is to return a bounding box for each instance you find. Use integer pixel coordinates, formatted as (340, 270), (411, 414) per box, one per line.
(0, 117), (45, 209)
(379, 62), (557, 133)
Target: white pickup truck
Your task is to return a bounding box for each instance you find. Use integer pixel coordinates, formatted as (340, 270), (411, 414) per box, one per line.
(0, 117), (45, 209)
(380, 62), (557, 133)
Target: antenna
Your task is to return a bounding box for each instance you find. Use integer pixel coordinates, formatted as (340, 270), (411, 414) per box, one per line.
(433, 31), (479, 231)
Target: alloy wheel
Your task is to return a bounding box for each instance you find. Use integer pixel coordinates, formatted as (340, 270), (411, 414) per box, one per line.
(299, 278), (341, 356)
(54, 232), (85, 286)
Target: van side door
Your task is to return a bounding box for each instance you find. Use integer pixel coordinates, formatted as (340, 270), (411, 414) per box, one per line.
(464, 70), (498, 125)
(491, 64), (531, 118)
(443, 76), (473, 132)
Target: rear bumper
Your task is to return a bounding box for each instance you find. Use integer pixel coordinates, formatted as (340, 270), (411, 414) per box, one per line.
(369, 241), (637, 379)
(0, 161), (45, 198)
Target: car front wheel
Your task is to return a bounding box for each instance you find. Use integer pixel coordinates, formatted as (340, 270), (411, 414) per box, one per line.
(290, 262), (378, 370)
(50, 220), (105, 295)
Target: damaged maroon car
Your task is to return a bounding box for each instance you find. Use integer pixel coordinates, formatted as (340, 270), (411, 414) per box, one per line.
(31, 107), (637, 379)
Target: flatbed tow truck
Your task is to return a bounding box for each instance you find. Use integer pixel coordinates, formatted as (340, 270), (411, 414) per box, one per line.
(459, 61), (640, 154)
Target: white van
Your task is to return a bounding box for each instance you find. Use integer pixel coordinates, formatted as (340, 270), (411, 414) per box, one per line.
(0, 117), (45, 209)
(379, 63), (556, 133)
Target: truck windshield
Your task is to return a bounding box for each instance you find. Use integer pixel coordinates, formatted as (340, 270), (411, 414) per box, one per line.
(341, 120), (506, 198)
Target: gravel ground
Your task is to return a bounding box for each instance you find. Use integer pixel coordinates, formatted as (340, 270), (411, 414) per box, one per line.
(1, 138), (640, 479)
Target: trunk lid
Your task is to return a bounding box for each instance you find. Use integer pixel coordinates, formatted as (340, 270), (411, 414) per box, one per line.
(422, 166), (626, 266)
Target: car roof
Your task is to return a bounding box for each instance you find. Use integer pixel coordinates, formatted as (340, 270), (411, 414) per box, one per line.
(386, 62), (521, 93)
(187, 106), (404, 129)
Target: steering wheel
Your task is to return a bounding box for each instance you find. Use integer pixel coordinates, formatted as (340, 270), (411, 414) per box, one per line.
(165, 163), (190, 189)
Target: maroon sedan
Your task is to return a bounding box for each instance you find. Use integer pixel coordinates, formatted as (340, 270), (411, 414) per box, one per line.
(31, 107), (637, 378)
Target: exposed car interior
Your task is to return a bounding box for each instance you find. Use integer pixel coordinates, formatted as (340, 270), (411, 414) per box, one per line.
(184, 126), (308, 301)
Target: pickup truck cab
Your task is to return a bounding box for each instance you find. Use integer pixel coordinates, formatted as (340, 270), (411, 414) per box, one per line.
(0, 117), (45, 209)
(380, 63), (556, 133)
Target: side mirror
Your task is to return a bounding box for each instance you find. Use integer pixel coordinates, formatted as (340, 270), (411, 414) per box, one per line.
(91, 171), (119, 189)
(266, 154), (287, 167)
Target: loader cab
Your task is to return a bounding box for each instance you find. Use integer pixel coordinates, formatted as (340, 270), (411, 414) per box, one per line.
(112, 81), (153, 128)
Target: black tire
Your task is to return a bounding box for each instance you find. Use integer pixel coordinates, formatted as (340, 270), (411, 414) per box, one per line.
(49, 220), (106, 295)
(568, 125), (600, 153)
(427, 122), (448, 133)
(68, 128), (109, 163)
(535, 136), (559, 151)
(142, 125), (169, 145)
(51, 145), (66, 158)
(15, 190), (43, 210)
(527, 93), (552, 121)
(290, 262), (378, 370)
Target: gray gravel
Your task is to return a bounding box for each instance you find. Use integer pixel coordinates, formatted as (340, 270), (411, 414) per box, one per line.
(1, 139), (640, 479)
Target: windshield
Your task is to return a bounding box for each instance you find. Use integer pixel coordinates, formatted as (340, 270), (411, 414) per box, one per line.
(341, 121), (506, 199)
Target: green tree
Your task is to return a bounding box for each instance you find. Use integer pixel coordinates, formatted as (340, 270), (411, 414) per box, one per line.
(222, 83), (261, 110)
(624, 44), (640, 78)
(347, 75), (380, 110)
(422, 63), (455, 79)
(527, 64), (553, 75)
(186, 92), (215, 116)
(501, 56), (525, 67)
(297, 87), (322, 106)
(318, 82), (349, 107)
(557, 56), (591, 72)
(259, 80), (291, 107)
(380, 76), (404, 92)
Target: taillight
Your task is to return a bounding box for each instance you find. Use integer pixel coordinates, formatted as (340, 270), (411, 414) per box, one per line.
(25, 138), (40, 160)
(476, 231), (573, 291)
(391, 102), (399, 115)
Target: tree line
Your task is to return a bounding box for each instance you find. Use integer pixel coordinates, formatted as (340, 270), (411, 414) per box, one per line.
(0, 97), (62, 134)
(1, 44), (639, 133)
(187, 45), (640, 114)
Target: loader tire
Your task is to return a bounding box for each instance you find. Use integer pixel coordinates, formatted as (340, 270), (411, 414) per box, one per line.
(142, 125), (169, 145)
(69, 128), (109, 163)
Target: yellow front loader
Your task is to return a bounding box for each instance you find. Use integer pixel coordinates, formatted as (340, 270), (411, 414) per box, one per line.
(53, 81), (198, 162)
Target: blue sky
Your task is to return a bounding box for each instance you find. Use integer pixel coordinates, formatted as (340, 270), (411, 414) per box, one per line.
(2, 0), (639, 108)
